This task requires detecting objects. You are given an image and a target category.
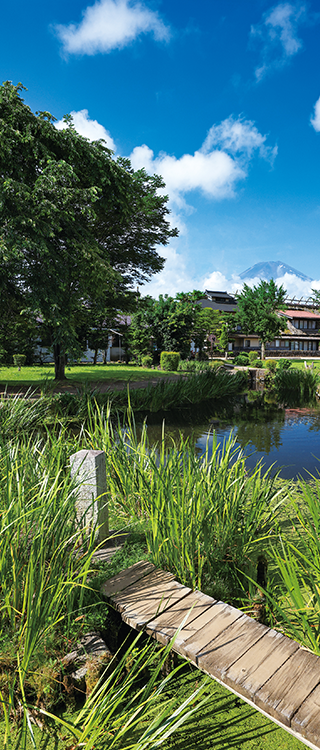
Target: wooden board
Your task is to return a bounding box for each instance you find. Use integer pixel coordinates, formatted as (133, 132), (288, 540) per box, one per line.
(224, 627), (299, 701)
(113, 569), (191, 629)
(146, 590), (216, 647)
(197, 613), (267, 679)
(255, 648), (320, 726)
(292, 683), (320, 746)
(101, 564), (320, 750)
(101, 561), (155, 598)
(181, 601), (243, 664)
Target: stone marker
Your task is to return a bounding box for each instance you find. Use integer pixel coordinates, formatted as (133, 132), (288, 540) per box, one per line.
(70, 449), (108, 541)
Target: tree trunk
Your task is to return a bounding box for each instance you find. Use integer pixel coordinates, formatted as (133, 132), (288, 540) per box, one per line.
(54, 343), (67, 380)
(93, 348), (98, 365)
(261, 341), (265, 361)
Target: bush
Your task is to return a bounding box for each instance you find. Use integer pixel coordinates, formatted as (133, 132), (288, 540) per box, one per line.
(141, 355), (153, 368)
(248, 351), (259, 364)
(160, 351), (180, 371)
(13, 354), (26, 370)
(178, 360), (213, 373)
(265, 359), (277, 373)
(277, 358), (292, 371)
(254, 359), (263, 368)
(234, 355), (250, 366)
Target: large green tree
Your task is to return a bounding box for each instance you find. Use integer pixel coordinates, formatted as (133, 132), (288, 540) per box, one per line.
(129, 291), (204, 362)
(235, 279), (287, 359)
(0, 82), (177, 378)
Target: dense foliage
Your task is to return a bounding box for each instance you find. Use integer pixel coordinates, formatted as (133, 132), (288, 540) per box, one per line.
(235, 280), (287, 359)
(0, 81), (177, 379)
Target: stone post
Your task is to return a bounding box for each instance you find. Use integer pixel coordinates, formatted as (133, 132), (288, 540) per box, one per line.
(70, 449), (109, 542)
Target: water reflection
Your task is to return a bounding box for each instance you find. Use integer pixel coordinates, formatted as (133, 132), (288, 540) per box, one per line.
(140, 404), (320, 480)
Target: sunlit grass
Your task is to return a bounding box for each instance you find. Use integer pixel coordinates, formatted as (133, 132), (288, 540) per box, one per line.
(0, 364), (173, 388)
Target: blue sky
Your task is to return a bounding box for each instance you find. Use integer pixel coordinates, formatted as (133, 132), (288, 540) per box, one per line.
(2, 0), (320, 297)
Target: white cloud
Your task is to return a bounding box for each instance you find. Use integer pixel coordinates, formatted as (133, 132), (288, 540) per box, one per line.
(54, 0), (170, 56)
(202, 270), (243, 296)
(250, 3), (307, 81)
(310, 96), (320, 132)
(201, 116), (278, 164)
(130, 116), (276, 209)
(276, 272), (320, 298)
(141, 241), (196, 298)
(55, 109), (116, 150)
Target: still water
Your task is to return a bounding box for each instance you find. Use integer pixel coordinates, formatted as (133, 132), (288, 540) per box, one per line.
(144, 407), (320, 480)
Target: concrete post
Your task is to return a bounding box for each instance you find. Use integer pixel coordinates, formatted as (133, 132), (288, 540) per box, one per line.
(70, 449), (109, 542)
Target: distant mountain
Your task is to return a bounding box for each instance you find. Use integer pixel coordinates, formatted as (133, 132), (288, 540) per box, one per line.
(239, 261), (312, 283)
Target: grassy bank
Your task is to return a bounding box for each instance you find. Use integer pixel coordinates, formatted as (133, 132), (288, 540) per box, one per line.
(0, 369), (248, 434)
(1, 401), (319, 748)
(0, 364), (173, 388)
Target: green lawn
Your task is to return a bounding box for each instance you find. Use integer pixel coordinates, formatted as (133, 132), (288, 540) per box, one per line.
(0, 364), (173, 388)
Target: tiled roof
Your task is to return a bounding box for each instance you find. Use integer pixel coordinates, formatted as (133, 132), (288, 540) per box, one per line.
(279, 309), (320, 320)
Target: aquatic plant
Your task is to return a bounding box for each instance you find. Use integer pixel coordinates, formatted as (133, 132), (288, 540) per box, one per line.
(273, 368), (319, 406)
(87, 407), (285, 599)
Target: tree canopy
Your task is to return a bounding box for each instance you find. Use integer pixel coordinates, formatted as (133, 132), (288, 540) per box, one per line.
(235, 279), (287, 359)
(0, 81), (177, 378)
(128, 292), (230, 362)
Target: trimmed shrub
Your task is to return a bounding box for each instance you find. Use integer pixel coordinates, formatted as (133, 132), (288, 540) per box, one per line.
(141, 355), (153, 368)
(234, 355), (250, 366)
(277, 358), (292, 371)
(160, 351), (180, 371)
(265, 359), (277, 373)
(254, 359), (263, 368)
(13, 354), (26, 370)
(248, 351), (259, 364)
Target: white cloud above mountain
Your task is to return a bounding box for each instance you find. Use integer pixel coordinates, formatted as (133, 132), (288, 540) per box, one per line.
(250, 2), (307, 82)
(54, 0), (170, 56)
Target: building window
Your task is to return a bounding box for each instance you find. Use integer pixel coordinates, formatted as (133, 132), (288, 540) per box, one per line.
(275, 339), (280, 347)
(244, 340), (250, 348)
(285, 340), (289, 347)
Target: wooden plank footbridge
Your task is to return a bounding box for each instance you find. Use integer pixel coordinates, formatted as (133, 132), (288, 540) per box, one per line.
(101, 561), (320, 750)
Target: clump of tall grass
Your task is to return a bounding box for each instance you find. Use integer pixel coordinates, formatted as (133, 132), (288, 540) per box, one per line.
(0, 390), (51, 437)
(178, 360), (216, 373)
(265, 477), (320, 654)
(86, 406), (285, 601)
(39, 630), (207, 750)
(272, 368), (319, 406)
(0, 428), (209, 748)
(120, 369), (247, 414)
(0, 433), (94, 717)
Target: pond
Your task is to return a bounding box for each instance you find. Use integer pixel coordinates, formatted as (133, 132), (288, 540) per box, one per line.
(143, 405), (320, 480)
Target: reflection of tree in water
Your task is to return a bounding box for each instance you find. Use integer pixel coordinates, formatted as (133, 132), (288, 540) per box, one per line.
(235, 419), (284, 454)
(284, 409), (320, 434)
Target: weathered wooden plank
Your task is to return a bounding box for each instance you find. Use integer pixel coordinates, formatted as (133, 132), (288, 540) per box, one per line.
(113, 570), (191, 629)
(101, 564), (320, 749)
(112, 569), (175, 610)
(255, 648), (320, 726)
(292, 683), (320, 747)
(181, 601), (243, 663)
(146, 590), (216, 647)
(197, 613), (267, 679)
(224, 627), (299, 701)
(101, 561), (155, 598)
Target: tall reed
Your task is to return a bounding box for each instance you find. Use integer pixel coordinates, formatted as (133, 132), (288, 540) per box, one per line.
(86, 405), (285, 598)
(273, 368), (319, 406)
(265, 477), (320, 654)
